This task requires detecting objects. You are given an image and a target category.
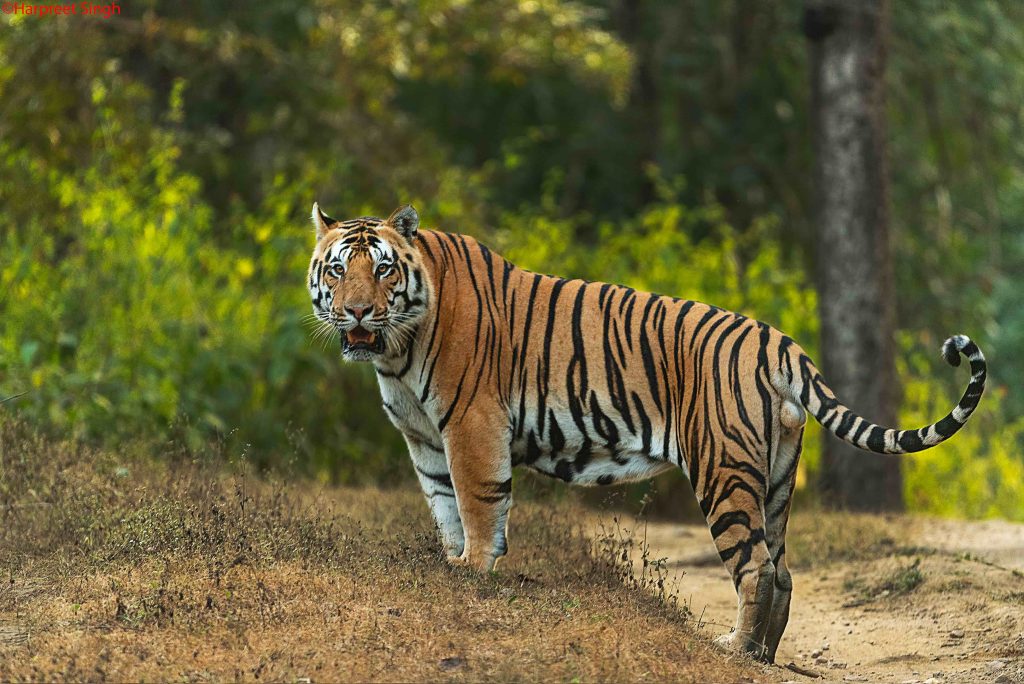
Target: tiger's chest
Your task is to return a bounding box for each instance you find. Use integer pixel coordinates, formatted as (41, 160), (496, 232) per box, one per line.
(376, 373), (441, 447)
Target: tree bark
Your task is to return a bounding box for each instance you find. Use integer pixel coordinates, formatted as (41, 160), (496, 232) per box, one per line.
(804, 0), (902, 511)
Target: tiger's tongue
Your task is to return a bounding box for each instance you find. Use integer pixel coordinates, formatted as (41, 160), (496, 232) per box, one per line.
(347, 327), (375, 344)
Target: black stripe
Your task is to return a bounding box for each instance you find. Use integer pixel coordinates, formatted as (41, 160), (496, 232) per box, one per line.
(415, 465), (453, 489)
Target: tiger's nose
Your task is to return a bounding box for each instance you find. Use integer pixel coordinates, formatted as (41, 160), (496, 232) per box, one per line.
(346, 305), (373, 321)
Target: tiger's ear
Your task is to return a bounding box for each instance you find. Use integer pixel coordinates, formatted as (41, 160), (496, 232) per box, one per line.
(311, 202), (336, 241)
(386, 204), (419, 240)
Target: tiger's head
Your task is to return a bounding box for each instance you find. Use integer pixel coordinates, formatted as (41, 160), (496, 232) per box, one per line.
(307, 203), (432, 362)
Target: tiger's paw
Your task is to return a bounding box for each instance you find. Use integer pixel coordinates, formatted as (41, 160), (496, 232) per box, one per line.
(446, 550), (495, 573)
(713, 631), (769, 662)
(446, 554), (471, 568)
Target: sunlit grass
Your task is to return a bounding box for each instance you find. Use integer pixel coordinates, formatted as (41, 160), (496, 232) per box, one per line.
(0, 419), (760, 682)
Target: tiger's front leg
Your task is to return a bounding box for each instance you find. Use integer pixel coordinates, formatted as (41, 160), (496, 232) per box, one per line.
(404, 434), (465, 558)
(442, 416), (513, 572)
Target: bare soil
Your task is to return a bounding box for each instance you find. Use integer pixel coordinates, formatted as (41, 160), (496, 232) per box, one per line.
(602, 511), (1024, 684)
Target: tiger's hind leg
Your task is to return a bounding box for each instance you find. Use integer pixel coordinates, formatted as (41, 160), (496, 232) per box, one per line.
(762, 425), (803, 663)
(700, 452), (775, 660)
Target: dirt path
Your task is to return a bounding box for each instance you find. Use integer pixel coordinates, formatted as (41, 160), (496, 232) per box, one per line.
(595, 514), (1024, 684)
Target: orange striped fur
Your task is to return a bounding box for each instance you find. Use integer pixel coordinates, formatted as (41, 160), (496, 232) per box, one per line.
(307, 204), (987, 661)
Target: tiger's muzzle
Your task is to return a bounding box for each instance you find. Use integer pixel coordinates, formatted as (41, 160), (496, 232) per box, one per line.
(341, 325), (386, 358)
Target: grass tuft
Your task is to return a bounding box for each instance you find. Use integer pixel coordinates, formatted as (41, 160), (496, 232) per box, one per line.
(786, 511), (912, 569)
(843, 558), (925, 606)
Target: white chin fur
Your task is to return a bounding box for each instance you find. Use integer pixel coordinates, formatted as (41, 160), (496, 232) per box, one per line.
(342, 349), (381, 362)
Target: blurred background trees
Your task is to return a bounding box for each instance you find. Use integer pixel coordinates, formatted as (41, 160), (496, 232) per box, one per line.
(1, 0), (1022, 518)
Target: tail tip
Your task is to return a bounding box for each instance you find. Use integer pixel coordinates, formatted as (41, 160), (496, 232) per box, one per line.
(941, 334), (970, 367)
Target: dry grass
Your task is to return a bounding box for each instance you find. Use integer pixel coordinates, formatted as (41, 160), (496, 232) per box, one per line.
(785, 510), (920, 570)
(0, 420), (762, 683)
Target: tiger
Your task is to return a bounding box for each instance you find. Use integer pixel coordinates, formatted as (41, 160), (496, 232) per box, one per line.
(306, 203), (987, 663)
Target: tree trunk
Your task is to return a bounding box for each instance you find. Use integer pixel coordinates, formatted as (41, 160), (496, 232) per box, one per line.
(803, 0), (902, 511)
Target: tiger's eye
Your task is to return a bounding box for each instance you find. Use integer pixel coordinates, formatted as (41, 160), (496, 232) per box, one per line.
(376, 263), (392, 278)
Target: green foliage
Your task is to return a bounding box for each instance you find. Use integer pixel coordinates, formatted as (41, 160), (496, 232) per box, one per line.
(0, 1), (1020, 516)
(888, 0), (1024, 412)
(901, 349), (1024, 520)
(0, 114), (403, 481)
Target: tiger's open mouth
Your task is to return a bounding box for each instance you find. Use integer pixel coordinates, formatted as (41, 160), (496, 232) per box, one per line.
(342, 326), (385, 355)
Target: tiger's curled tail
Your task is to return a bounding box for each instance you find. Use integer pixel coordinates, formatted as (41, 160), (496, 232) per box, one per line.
(790, 334), (987, 454)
